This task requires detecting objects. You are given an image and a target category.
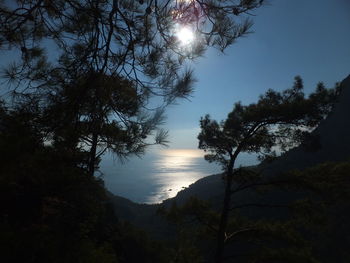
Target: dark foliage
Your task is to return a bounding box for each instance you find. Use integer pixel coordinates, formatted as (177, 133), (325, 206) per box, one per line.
(0, 102), (174, 263)
(0, 0), (265, 176)
(197, 77), (339, 262)
(160, 160), (350, 263)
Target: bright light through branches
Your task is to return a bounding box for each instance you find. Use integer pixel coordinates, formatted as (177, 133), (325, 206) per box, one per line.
(176, 26), (195, 46)
(170, 0), (204, 48)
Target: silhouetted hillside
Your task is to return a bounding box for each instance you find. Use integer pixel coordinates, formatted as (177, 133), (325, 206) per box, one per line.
(110, 74), (350, 261)
(165, 74), (350, 205)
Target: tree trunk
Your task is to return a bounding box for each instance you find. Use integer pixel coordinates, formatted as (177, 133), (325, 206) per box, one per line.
(214, 160), (235, 263)
(88, 130), (98, 177)
(88, 86), (101, 177)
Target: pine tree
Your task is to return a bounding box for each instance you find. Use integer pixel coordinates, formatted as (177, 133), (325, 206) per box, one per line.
(0, 0), (265, 175)
(197, 76), (339, 262)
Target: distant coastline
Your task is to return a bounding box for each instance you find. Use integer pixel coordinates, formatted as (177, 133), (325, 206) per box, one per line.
(100, 149), (258, 203)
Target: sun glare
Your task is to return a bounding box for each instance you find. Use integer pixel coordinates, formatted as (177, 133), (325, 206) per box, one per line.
(176, 26), (195, 46)
(161, 149), (204, 158)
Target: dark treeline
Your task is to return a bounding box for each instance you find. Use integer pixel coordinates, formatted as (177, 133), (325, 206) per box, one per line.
(1, 1), (350, 262)
(0, 101), (169, 262)
(0, 0), (265, 262)
(159, 76), (350, 263)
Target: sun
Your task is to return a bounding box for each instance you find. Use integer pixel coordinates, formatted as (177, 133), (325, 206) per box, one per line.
(176, 26), (195, 46)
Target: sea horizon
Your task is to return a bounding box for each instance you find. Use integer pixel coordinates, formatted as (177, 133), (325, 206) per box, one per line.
(100, 148), (258, 204)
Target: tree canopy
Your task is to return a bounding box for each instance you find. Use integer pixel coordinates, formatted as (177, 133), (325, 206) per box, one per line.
(0, 0), (265, 174)
(198, 76), (339, 262)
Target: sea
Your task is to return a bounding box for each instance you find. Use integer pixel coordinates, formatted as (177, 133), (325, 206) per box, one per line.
(99, 148), (258, 204)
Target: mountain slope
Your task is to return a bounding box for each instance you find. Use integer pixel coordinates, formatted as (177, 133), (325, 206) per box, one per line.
(166, 74), (350, 204)
(110, 74), (350, 244)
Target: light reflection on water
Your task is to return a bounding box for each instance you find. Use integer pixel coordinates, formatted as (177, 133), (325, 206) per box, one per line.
(147, 149), (212, 203)
(100, 148), (257, 204)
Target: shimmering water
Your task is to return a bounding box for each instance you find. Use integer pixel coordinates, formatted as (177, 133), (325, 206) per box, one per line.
(100, 148), (257, 204)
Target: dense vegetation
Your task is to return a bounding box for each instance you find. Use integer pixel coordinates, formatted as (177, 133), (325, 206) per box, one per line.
(0, 1), (349, 262)
(160, 159), (350, 262)
(197, 76), (339, 262)
(0, 102), (173, 262)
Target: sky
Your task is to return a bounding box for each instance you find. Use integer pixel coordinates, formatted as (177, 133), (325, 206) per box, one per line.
(1, 0), (349, 151)
(1, 0), (349, 202)
(163, 0), (350, 149)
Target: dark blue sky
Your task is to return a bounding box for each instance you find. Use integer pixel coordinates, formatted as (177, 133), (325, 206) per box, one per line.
(164, 0), (350, 149)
